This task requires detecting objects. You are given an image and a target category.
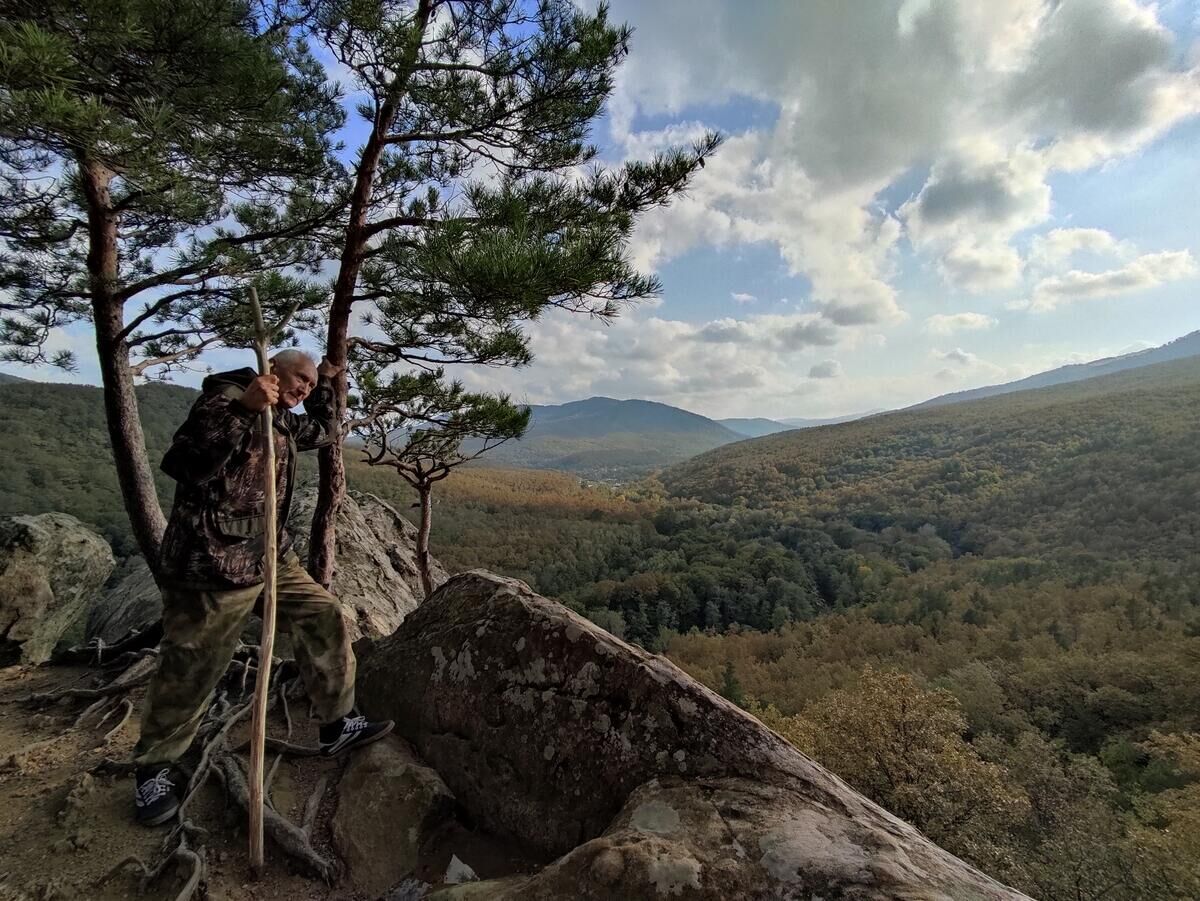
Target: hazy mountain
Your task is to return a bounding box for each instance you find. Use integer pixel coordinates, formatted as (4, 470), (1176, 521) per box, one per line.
(473, 396), (744, 478)
(779, 410), (882, 428)
(914, 329), (1200, 409)
(716, 417), (794, 438)
(0, 372), (30, 384)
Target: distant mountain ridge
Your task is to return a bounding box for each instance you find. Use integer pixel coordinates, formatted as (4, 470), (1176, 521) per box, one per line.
(914, 328), (1200, 409)
(718, 417), (793, 438)
(661, 355), (1200, 564)
(475, 396), (744, 478)
(780, 410), (882, 428)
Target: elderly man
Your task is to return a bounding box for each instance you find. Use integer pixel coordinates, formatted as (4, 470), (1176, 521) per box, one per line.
(131, 350), (393, 826)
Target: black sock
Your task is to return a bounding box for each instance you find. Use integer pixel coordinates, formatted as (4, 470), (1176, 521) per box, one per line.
(319, 717), (346, 744)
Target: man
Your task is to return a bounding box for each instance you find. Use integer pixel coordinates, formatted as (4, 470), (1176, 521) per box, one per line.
(131, 349), (393, 826)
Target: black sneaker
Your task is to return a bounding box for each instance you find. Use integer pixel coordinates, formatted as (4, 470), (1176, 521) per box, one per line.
(134, 766), (180, 827)
(319, 714), (394, 757)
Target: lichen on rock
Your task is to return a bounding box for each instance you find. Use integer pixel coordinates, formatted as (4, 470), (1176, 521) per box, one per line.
(357, 570), (1032, 900)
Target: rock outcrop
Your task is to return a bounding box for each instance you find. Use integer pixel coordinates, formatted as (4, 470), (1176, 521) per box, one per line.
(333, 737), (461, 897)
(75, 487), (442, 648)
(85, 554), (161, 645)
(359, 571), (1031, 901)
(289, 487), (447, 640)
(0, 514), (114, 664)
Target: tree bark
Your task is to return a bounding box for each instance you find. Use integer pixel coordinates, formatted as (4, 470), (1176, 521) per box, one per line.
(80, 157), (167, 568)
(308, 0), (434, 586)
(416, 483), (433, 599)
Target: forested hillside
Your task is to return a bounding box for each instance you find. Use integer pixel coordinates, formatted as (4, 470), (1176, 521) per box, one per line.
(3, 356), (1199, 898)
(0, 380), (195, 553)
(915, 327), (1200, 408)
(663, 356), (1200, 563)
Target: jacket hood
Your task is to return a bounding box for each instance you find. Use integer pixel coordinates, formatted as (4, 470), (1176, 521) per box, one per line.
(201, 367), (257, 395)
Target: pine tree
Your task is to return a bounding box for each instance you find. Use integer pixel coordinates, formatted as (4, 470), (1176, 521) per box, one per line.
(305, 0), (721, 585)
(350, 363), (530, 596)
(719, 660), (746, 707)
(0, 0), (344, 564)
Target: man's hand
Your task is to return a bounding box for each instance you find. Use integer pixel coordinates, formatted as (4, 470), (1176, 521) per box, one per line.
(239, 374), (280, 412)
(317, 357), (342, 379)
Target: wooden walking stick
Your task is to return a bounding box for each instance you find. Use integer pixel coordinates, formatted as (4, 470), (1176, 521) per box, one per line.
(247, 286), (280, 877)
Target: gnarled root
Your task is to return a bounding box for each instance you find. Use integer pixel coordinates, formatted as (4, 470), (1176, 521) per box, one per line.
(212, 753), (336, 882)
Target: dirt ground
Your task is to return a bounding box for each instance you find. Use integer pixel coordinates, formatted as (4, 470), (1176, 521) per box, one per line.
(0, 662), (385, 901)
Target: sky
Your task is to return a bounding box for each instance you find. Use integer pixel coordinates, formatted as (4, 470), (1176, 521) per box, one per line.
(8, 0), (1200, 422)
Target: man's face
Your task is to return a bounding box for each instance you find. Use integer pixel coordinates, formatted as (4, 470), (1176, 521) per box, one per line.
(273, 360), (318, 408)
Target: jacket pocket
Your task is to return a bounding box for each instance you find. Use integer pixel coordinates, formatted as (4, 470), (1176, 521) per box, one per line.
(213, 512), (266, 540)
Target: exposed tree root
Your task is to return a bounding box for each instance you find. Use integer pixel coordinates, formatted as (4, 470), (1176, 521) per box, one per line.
(94, 842), (205, 901)
(53, 621), (164, 665)
(301, 773), (330, 839)
(213, 752), (336, 882)
(177, 700), (253, 821)
(235, 735), (321, 757)
(27, 635), (332, 894)
(99, 697), (135, 743)
(21, 670), (152, 707)
(264, 752), (284, 809)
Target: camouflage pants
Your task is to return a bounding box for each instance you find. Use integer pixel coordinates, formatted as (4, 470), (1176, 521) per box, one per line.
(133, 551), (355, 766)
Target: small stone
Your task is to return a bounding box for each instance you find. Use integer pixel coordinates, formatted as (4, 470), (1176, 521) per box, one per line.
(444, 854), (478, 884)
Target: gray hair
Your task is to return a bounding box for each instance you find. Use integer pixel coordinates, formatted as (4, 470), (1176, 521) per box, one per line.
(270, 349), (316, 373)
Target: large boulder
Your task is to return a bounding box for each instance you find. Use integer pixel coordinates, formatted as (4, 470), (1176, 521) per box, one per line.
(0, 514), (114, 665)
(333, 737), (460, 897)
(289, 487), (448, 640)
(359, 572), (1030, 901)
(85, 554), (161, 645)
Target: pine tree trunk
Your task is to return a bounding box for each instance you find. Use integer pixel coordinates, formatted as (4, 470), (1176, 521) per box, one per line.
(416, 483), (434, 599)
(308, 150), (380, 586)
(80, 157), (166, 568)
(308, 0), (434, 586)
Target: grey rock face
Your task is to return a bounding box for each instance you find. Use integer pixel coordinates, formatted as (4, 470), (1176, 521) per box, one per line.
(86, 554), (161, 645)
(78, 488), (445, 649)
(333, 737), (460, 897)
(359, 571), (1031, 901)
(0, 514), (114, 664)
(289, 487), (449, 640)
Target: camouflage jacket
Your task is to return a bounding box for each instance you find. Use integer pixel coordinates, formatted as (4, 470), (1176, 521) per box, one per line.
(158, 367), (337, 588)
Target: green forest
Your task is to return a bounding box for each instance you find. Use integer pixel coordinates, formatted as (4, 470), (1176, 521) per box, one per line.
(2, 357), (1199, 898)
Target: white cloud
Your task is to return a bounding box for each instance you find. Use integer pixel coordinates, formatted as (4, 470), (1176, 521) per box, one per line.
(602, 0), (1199, 302)
(808, 360), (842, 379)
(935, 347), (979, 366)
(1028, 227), (1131, 270)
(731, 291), (757, 304)
(1026, 249), (1197, 310)
(901, 141), (1050, 290)
(629, 130), (906, 327)
(456, 306), (855, 416)
(925, 312), (999, 335)
(937, 240), (1025, 293)
(929, 345), (1009, 384)
(445, 1), (1200, 418)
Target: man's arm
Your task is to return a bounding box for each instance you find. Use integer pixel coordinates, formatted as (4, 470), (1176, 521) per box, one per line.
(160, 390), (256, 485)
(289, 358), (341, 451)
(161, 376), (280, 484)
